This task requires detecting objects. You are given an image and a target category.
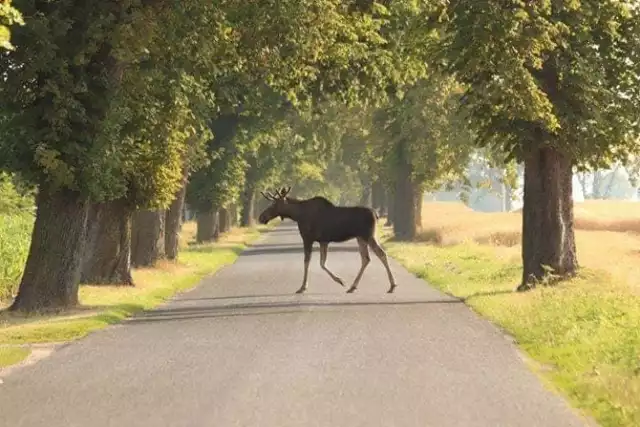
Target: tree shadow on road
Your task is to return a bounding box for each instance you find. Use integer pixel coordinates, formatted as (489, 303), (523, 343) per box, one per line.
(241, 246), (360, 256)
(127, 297), (462, 325)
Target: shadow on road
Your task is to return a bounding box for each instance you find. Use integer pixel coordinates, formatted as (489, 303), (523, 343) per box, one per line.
(242, 245), (360, 256)
(128, 297), (462, 325)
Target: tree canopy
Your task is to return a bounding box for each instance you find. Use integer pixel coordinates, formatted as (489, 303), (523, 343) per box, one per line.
(436, 0), (640, 164)
(0, 0), (22, 50)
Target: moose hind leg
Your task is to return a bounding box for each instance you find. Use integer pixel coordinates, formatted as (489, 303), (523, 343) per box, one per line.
(297, 240), (313, 294)
(369, 237), (397, 293)
(320, 243), (345, 287)
(347, 238), (370, 293)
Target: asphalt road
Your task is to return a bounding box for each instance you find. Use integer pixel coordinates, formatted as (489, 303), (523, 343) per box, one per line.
(0, 221), (594, 427)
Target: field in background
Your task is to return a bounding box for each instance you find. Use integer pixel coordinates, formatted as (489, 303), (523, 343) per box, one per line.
(383, 200), (640, 427)
(417, 200), (640, 291)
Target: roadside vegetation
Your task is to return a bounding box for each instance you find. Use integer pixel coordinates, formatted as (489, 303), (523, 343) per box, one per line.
(0, 218), (273, 368)
(383, 201), (640, 427)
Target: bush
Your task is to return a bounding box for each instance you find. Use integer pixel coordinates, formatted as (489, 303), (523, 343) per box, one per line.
(0, 213), (33, 302)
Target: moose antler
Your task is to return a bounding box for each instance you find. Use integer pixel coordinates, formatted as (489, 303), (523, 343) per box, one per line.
(260, 191), (278, 201)
(261, 187), (292, 200)
(278, 186), (292, 197)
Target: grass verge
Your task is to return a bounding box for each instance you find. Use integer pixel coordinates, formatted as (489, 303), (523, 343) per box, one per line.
(0, 222), (274, 368)
(0, 347), (31, 368)
(381, 201), (640, 427)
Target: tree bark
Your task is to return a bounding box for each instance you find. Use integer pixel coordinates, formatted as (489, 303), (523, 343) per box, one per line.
(503, 181), (513, 212)
(385, 190), (395, 226)
(393, 172), (418, 240)
(414, 189), (423, 232)
(371, 180), (386, 216)
(359, 182), (372, 207)
(229, 204), (238, 227)
(131, 210), (165, 267)
(241, 186), (256, 227)
(219, 207), (230, 234)
(520, 145), (577, 290)
(10, 186), (90, 313)
(392, 140), (418, 240)
(254, 197), (269, 223)
(81, 199), (133, 285)
(165, 177), (188, 261)
(196, 209), (219, 243)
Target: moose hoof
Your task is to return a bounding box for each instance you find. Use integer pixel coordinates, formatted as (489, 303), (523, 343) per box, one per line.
(295, 287), (307, 294)
(346, 287), (356, 294)
(387, 285), (397, 294)
(336, 278), (345, 287)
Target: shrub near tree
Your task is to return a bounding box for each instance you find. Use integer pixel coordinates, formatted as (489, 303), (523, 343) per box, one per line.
(435, 1), (640, 289)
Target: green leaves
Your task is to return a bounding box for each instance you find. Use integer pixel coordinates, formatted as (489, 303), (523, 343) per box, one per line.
(437, 0), (640, 164)
(0, 0), (23, 50)
(369, 74), (474, 192)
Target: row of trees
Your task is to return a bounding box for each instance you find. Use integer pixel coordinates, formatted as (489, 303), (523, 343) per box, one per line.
(0, 0), (434, 312)
(1, 1), (639, 313)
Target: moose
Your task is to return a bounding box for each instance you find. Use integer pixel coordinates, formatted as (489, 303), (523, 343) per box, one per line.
(257, 187), (397, 294)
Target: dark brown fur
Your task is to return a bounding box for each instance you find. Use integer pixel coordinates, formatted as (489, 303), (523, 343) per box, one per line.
(258, 187), (397, 294)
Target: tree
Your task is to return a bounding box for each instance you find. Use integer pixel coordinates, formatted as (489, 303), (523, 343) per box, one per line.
(436, 0), (640, 289)
(371, 75), (474, 239)
(187, 114), (247, 242)
(0, 0), (22, 50)
(0, 1), (220, 310)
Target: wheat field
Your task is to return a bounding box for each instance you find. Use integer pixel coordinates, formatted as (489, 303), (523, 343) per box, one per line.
(418, 200), (640, 290)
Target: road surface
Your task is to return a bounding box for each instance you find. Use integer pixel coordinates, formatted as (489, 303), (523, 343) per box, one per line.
(0, 222), (593, 427)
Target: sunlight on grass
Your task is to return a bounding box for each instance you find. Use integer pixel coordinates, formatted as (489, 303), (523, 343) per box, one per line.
(0, 346), (31, 368)
(383, 201), (640, 427)
(0, 223), (272, 348)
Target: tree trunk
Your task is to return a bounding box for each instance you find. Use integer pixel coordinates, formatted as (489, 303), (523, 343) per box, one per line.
(359, 182), (372, 207)
(520, 145), (577, 290)
(379, 187), (387, 217)
(165, 177), (188, 261)
(10, 186), (90, 313)
(131, 210), (165, 267)
(414, 189), (423, 232)
(385, 190), (395, 226)
(196, 209), (219, 243)
(503, 181), (513, 212)
(219, 207), (230, 234)
(254, 197), (269, 223)
(229, 204), (238, 227)
(81, 199), (133, 285)
(372, 180), (386, 216)
(393, 176), (418, 240)
(592, 170), (603, 199)
(393, 140), (418, 240)
(241, 186), (256, 227)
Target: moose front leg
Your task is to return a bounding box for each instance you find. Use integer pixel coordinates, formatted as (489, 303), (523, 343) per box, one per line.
(346, 237), (371, 293)
(296, 240), (313, 294)
(319, 242), (345, 287)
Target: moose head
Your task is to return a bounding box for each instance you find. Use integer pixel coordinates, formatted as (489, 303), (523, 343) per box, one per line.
(258, 186), (292, 224)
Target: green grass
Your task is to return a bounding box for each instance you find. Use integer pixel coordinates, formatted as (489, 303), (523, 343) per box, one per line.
(0, 223), (273, 366)
(0, 213), (34, 301)
(0, 347), (31, 368)
(381, 229), (640, 427)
